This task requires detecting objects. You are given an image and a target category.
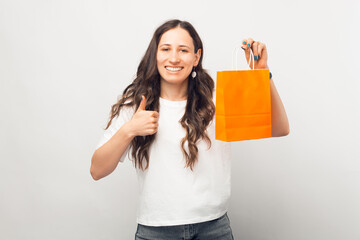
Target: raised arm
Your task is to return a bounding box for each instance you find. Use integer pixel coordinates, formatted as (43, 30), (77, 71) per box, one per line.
(241, 38), (290, 137)
(269, 77), (289, 136)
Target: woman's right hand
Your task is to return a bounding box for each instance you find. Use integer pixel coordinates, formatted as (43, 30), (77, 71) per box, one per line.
(124, 96), (159, 137)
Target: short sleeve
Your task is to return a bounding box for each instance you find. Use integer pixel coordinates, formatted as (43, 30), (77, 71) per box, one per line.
(95, 106), (135, 162)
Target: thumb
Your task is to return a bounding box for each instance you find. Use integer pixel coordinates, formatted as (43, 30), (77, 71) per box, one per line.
(137, 95), (146, 112)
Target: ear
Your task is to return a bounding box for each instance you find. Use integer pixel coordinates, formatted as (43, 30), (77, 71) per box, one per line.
(194, 49), (202, 67)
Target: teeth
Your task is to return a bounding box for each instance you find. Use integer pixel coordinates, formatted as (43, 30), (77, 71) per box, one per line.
(166, 67), (183, 71)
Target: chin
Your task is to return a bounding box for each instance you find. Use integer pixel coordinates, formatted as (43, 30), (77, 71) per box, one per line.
(161, 76), (188, 84)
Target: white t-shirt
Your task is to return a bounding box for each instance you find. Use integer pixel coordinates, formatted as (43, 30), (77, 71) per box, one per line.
(96, 97), (231, 226)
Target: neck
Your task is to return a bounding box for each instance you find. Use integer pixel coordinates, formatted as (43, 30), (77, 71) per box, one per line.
(160, 78), (188, 101)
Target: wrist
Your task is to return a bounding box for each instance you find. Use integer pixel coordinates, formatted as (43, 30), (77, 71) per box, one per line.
(122, 122), (136, 140)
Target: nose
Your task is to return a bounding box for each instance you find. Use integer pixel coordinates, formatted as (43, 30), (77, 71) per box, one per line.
(169, 50), (180, 64)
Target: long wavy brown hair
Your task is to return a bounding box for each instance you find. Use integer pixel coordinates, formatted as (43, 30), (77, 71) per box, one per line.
(104, 19), (215, 171)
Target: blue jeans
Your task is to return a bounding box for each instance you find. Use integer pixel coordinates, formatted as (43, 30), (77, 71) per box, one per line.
(135, 212), (234, 240)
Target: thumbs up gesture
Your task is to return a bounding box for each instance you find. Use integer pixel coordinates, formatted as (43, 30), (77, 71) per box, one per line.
(126, 96), (159, 137)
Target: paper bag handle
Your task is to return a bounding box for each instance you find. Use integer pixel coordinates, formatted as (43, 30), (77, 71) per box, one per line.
(232, 45), (254, 70)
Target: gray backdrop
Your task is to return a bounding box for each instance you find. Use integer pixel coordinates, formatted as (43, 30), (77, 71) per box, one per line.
(1, 0), (359, 239)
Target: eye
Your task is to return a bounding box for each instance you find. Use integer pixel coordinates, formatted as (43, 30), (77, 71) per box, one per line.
(161, 48), (170, 51)
(180, 49), (188, 53)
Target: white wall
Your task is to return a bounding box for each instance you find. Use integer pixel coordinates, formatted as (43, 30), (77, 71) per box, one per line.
(1, 0), (359, 239)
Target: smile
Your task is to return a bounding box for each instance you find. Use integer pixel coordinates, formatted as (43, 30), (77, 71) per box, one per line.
(165, 66), (183, 72)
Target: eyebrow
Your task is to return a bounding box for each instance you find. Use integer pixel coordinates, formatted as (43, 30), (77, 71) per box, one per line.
(159, 44), (191, 49)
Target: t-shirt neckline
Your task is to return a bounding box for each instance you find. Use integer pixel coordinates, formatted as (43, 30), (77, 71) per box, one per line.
(159, 97), (187, 107)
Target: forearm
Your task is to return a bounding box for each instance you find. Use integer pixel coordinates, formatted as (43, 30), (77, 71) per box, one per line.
(270, 78), (290, 137)
(90, 123), (134, 180)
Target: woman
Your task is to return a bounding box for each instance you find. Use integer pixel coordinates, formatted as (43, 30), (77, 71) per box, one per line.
(90, 19), (289, 240)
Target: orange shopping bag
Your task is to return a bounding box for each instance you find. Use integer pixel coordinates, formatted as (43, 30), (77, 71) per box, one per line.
(215, 46), (272, 142)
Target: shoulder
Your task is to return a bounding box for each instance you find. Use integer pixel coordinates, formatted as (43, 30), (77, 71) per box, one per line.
(117, 104), (135, 123)
(111, 98), (136, 127)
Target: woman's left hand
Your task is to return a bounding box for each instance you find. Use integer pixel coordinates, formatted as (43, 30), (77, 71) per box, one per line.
(242, 38), (269, 70)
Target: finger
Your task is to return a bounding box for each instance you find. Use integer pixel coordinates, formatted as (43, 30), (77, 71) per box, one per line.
(242, 39), (247, 48)
(258, 43), (267, 60)
(137, 95), (146, 112)
(151, 117), (158, 123)
(246, 38), (255, 48)
(243, 38), (254, 48)
(242, 39), (251, 64)
(244, 38), (255, 66)
(247, 38), (255, 62)
(257, 42), (263, 59)
(252, 41), (259, 62)
(151, 111), (159, 118)
(149, 127), (157, 135)
(151, 122), (159, 133)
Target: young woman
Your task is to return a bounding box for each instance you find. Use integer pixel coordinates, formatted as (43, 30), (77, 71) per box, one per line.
(90, 19), (289, 240)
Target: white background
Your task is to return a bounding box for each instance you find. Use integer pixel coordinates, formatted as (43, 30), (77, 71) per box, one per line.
(1, 0), (360, 239)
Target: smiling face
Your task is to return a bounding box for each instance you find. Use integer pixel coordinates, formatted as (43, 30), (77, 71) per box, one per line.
(157, 27), (201, 87)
